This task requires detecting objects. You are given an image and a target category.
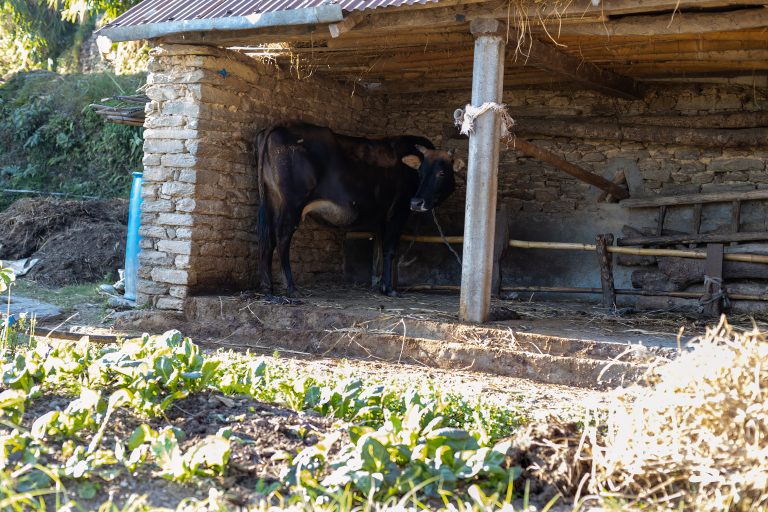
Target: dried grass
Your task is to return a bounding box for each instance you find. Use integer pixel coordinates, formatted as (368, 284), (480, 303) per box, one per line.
(584, 317), (768, 510)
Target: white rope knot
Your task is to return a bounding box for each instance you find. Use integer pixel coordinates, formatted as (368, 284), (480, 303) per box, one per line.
(453, 102), (514, 138)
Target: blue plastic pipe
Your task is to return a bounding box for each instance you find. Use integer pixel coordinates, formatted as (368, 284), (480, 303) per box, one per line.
(124, 172), (143, 301)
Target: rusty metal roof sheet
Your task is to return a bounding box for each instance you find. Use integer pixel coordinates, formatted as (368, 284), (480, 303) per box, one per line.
(103, 0), (438, 33)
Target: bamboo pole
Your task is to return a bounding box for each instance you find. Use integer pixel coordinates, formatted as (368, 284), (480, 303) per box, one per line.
(344, 233), (768, 264)
(403, 284), (768, 302)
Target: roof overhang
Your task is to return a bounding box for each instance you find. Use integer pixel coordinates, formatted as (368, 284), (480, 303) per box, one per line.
(98, 4), (343, 42)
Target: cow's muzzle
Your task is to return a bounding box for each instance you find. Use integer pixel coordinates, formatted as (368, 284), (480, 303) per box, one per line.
(410, 198), (428, 212)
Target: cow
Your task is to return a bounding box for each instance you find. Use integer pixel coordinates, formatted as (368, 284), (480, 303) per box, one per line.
(255, 122), (463, 298)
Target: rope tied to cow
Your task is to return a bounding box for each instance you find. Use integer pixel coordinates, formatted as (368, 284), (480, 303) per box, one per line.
(453, 102), (515, 138)
(432, 208), (462, 268)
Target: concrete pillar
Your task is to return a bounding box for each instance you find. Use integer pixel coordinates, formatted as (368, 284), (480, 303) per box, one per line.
(459, 19), (505, 323)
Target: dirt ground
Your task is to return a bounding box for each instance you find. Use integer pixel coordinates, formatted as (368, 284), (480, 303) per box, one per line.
(18, 391), (337, 510)
(0, 197), (127, 286)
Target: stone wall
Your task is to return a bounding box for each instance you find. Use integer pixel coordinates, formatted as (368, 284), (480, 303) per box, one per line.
(380, 83), (768, 293)
(139, 44), (384, 309)
(139, 42), (768, 309)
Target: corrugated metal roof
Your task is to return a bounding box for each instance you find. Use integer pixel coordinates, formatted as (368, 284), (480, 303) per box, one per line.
(104, 0), (438, 30)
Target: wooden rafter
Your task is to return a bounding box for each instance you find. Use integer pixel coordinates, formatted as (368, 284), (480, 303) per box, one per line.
(553, 6), (768, 37)
(522, 37), (641, 100)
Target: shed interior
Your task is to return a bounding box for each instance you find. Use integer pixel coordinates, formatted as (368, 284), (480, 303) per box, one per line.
(110, 0), (768, 312)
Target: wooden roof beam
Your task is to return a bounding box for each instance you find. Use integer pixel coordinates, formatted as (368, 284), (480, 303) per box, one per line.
(554, 6), (768, 37)
(329, 12), (364, 38)
(523, 38), (642, 100)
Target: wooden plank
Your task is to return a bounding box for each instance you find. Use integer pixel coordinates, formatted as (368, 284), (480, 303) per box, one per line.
(731, 200), (741, 234)
(553, 7), (768, 37)
(595, 234), (616, 307)
(702, 243), (725, 317)
(656, 205), (667, 236)
(618, 230), (768, 247)
(514, 119), (768, 148)
(491, 203), (510, 297)
(504, 137), (630, 199)
(692, 203), (703, 235)
(621, 189), (768, 208)
(524, 38), (641, 99)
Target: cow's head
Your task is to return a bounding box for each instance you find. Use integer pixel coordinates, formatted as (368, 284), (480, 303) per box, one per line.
(402, 146), (465, 213)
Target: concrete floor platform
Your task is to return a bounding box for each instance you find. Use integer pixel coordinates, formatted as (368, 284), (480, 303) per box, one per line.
(115, 286), (709, 389)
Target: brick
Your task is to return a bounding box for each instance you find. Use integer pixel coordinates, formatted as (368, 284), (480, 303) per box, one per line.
(178, 170), (197, 183)
(161, 154), (197, 168)
(157, 240), (193, 255)
(708, 158), (764, 173)
(175, 198), (196, 212)
(144, 128), (197, 140)
(151, 268), (189, 285)
(157, 213), (194, 226)
(144, 139), (185, 154)
(160, 101), (200, 117)
(169, 286), (189, 299)
(161, 181), (195, 197)
(137, 279), (169, 295)
(138, 226), (168, 238)
(141, 199), (174, 213)
(139, 250), (173, 266)
(156, 297), (185, 310)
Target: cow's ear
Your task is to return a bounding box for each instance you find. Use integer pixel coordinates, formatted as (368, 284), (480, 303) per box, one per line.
(402, 155), (421, 169)
(453, 158), (466, 172)
(415, 145), (428, 155)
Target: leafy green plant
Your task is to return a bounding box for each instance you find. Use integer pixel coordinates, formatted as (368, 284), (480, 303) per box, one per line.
(0, 72), (144, 211)
(0, 263), (14, 349)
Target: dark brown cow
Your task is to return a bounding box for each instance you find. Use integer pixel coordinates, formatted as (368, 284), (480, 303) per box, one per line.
(255, 122), (463, 298)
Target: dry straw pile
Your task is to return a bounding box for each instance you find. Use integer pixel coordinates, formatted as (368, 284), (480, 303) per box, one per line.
(583, 318), (768, 510)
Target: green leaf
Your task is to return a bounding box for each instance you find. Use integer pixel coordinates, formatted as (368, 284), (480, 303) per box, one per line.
(77, 481), (98, 499)
(127, 424), (155, 450)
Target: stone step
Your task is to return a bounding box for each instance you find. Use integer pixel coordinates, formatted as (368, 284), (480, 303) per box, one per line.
(186, 296), (672, 364)
(216, 324), (650, 389)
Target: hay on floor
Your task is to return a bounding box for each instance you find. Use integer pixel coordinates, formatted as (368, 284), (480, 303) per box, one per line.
(584, 317), (768, 510)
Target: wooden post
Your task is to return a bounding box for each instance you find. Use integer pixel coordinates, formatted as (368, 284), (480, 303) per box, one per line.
(656, 205), (667, 236)
(506, 138), (629, 200)
(459, 18), (505, 323)
(595, 234), (616, 308)
(702, 243), (725, 317)
(491, 203), (510, 297)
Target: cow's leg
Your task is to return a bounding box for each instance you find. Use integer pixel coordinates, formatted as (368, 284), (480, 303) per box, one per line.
(275, 212), (300, 298)
(379, 217), (408, 297)
(257, 203), (276, 295)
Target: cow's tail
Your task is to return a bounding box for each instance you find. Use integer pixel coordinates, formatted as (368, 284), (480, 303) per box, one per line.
(255, 127), (277, 290)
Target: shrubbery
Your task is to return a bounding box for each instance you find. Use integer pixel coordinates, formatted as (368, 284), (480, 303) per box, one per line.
(0, 71), (145, 210)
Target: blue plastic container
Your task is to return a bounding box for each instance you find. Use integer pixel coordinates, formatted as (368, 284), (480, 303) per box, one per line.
(124, 172), (143, 301)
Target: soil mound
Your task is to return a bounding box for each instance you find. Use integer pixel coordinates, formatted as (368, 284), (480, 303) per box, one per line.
(0, 198), (129, 285)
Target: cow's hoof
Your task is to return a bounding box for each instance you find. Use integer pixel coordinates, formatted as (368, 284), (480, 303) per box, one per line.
(380, 288), (400, 298)
(265, 294), (303, 305)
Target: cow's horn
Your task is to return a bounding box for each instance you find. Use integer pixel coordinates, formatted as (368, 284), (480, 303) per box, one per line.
(415, 144), (428, 154)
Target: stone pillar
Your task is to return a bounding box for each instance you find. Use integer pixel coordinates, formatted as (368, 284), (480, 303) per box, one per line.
(459, 19), (505, 323)
(137, 44), (384, 310)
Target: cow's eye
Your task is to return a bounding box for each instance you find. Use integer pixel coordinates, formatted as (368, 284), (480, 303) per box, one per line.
(437, 171), (446, 178)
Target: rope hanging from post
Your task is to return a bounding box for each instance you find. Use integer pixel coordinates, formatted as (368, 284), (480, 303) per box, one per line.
(453, 102), (515, 137)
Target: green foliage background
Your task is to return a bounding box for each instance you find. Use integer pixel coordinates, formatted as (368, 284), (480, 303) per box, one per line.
(0, 0), (144, 211)
(0, 72), (145, 210)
